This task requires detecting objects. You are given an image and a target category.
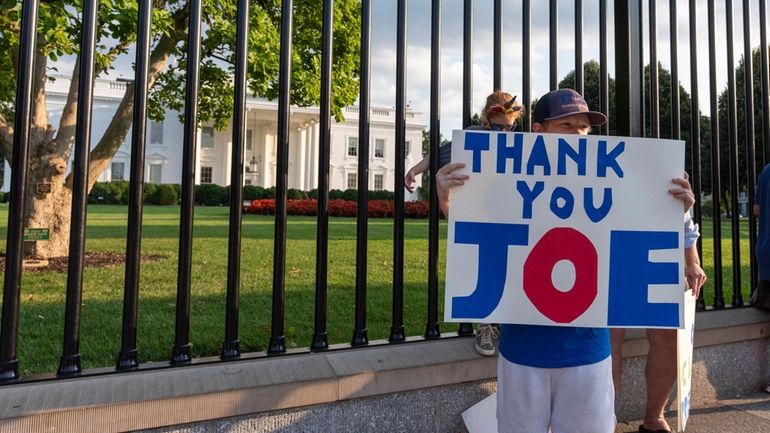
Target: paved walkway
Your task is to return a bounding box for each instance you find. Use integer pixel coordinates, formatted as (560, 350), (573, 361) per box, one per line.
(615, 393), (770, 433)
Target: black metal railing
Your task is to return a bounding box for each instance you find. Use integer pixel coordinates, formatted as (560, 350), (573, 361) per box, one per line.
(0, 0), (767, 382)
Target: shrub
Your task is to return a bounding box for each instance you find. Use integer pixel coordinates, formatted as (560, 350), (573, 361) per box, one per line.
(699, 194), (713, 218)
(287, 188), (306, 199)
(262, 186), (276, 199)
(342, 189), (358, 201)
(243, 185), (264, 200)
(146, 183), (179, 205)
(88, 181), (126, 204)
(369, 190), (394, 200)
(195, 184), (228, 206)
(143, 183), (157, 204)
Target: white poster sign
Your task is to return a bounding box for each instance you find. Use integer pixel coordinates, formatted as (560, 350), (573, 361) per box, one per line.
(677, 290), (697, 432)
(444, 130), (686, 328)
(462, 393), (498, 433)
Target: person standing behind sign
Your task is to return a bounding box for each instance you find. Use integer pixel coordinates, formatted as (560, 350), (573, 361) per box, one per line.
(752, 163), (770, 312)
(435, 88), (699, 433)
(404, 91), (524, 357)
(609, 148), (706, 431)
(752, 164), (770, 393)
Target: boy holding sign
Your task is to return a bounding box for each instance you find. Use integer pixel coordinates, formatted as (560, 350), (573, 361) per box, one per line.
(436, 89), (698, 433)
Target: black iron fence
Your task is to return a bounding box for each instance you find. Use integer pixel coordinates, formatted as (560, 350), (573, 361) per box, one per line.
(0, 0), (767, 382)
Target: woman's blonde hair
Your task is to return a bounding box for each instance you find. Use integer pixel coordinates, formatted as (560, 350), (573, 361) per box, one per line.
(481, 92), (524, 123)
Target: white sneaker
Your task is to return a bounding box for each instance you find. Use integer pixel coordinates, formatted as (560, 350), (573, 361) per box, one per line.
(474, 324), (500, 356)
(765, 383), (770, 394)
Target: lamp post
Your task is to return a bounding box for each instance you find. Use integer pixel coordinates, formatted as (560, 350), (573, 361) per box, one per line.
(249, 155), (258, 175)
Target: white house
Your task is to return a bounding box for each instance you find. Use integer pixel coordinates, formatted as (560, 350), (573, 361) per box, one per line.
(1, 75), (425, 198)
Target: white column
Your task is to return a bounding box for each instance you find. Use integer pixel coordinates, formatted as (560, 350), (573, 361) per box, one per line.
(224, 128), (232, 186)
(309, 121), (319, 190)
(194, 128), (202, 184)
(1, 160), (10, 192)
(262, 129), (272, 187)
(298, 126), (308, 191)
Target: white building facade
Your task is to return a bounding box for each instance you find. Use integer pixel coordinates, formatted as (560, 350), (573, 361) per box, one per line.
(1, 76), (425, 197)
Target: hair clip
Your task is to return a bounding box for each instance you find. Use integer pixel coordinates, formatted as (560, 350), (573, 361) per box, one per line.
(488, 96), (523, 114)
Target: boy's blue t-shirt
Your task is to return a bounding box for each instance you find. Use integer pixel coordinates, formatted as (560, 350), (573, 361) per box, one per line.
(498, 324), (610, 368)
(756, 164), (770, 280)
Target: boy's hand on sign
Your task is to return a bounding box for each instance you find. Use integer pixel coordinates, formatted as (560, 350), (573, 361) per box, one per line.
(669, 171), (695, 213)
(436, 162), (469, 217)
(436, 163), (469, 198)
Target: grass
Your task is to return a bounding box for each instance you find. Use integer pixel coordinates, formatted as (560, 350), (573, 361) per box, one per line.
(0, 204), (755, 375)
(0, 204), (452, 375)
(698, 216), (755, 306)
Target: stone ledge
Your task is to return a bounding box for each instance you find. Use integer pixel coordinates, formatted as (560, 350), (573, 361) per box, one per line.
(620, 306), (770, 358)
(0, 308), (767, 433)
(0, 336), (495, 433)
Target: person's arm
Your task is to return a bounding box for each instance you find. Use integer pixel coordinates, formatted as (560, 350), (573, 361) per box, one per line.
(685, 245), (707, 298)
(405, 156), (430, 193)
(755, 204), (760, 217)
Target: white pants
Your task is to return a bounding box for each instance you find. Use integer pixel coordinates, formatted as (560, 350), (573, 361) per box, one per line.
(496, 356), (616, 433)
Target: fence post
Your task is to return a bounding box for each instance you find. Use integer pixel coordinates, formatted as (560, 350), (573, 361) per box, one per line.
(614, 0), (643, 137)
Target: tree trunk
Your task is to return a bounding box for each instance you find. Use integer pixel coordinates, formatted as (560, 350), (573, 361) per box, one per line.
(19, 39), (74, 260)
(0, 6), (189, 259)
(23, 155), (71, 259)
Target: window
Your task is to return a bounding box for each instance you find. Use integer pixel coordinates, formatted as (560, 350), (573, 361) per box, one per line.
(246, 129), (253, 150)
(374, 174), (384, 191)
(150, 121), (164, 145)
(347, 172), (357, 189)
(245, 179), (252, 185)
(148, 164), (162, 184)
(111, 162), (125, 182)
(405, 140), (411, 157)
(200, 166), (213, 184)
(201, 127), (215, 148)
(347, 137), (358, 157)
(374, 138), (385, 158)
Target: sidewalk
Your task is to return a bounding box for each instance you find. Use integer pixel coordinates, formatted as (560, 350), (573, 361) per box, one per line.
(615, 393), (770, 433)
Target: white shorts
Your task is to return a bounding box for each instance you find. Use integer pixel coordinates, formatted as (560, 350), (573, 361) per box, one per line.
(496, 356), (616, 433)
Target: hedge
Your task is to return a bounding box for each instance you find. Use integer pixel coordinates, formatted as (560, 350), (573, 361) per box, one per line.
(88, 181), (401, 207)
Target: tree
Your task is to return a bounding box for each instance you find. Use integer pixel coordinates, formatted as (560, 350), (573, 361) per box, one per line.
(708, 47), (770, 211)
(0, 0), (361, 258)
(558, 60), (617, 136)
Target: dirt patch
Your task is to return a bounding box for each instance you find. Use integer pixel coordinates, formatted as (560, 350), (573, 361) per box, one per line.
(0, 252), (167, 273)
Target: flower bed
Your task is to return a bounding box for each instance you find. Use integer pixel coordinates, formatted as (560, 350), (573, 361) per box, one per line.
(244, 199), (433, 218)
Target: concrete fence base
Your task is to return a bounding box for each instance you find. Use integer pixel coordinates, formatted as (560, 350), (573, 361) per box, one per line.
(1, 309), (768, 433)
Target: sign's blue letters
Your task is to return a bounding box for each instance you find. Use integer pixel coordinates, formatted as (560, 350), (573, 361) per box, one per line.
(452, 222), (529, 318)
(607, 230), (680, 327)
(464, 132), (490, 173)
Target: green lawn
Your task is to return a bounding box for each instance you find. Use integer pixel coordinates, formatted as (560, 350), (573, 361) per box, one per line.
(0, 205), (755, 375)
(0, 204), (453, 375)
(698, 217), (755, 306)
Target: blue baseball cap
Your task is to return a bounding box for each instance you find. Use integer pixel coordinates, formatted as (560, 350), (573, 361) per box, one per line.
(533, 88), (607, 126)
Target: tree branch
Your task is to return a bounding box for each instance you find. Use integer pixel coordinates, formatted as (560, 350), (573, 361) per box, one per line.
(53, 55), (81, 158)
(0, 113), (12, 165)
(76, 6), (189, 191)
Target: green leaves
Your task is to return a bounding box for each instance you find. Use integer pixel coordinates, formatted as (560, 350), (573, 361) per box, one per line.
(151, 0), (361, 128)
(1, 0), (362, 131)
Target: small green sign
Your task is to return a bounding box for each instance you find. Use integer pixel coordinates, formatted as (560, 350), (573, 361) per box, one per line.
(23, 228), (50, 241)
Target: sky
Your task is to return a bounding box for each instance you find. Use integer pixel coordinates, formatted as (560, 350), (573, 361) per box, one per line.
(53, 0), (764, 138)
